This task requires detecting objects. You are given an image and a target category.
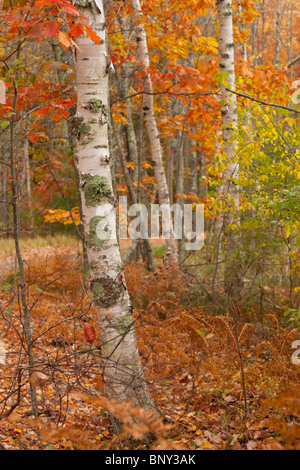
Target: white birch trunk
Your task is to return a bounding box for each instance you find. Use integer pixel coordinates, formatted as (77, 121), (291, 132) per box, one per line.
(130, 0), (178, 264)
(275, 0), (281, 67)
(73, 0), (154, 409)
(217, 0), (243, 300)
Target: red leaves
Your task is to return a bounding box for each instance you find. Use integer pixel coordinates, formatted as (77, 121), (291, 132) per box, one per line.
(179, 375), (189, 384)
(28, 133), (40, 143)
(69, 23), (85, 39)
(60, 3), (80, 17)
(36, 99), (73, 121)
(83, 324), (97, 345)
(43, 21), (59, 38)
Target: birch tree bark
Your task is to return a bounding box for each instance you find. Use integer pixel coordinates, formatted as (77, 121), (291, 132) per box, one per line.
(275, 0), (281, 67)
(251, 2), (258, 66)
(73, 0), (154, 410)
(289, 0), (294, 78)
(216, 0), (244, 300)
(261, 0), (265, 65)
(130, 0), (179, 265)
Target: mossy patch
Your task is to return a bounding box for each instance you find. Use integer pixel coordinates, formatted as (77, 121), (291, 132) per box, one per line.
(83, 174), (110, 207)
(87, 216), (110, 246)
(116, 315), (132, 334)
(76, 0), (91, 8)
(88, 98), (103, 113)
(70, 117), (91, 141)
(89, 260), (99, 270)
(92, 277), (123, 307)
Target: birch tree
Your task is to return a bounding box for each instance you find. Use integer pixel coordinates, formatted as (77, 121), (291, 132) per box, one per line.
(216, 0), (244, 300)
(275, 0), (281, 67)
(130, 0), (179, 265)
(73, 0), (154, 410)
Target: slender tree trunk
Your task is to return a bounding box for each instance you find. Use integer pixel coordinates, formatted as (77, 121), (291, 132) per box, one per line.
(52, 37), (89, 277)
(289, 0), (293, 78)
(251, 2), (258, 66)
(74, 0), (154, 411)
(189, 141), (198, 197)
(19, 115), (33, 230)
(1, 132), (9, 237)
(25, 140), (34, 231)
(275, 0), (281, 67)
(10, 84), (38, 417)
(114, 16), (138, 179)
(216, 0), (244, 300)
(165, 147), (173, 204)
(111, 117), (155, 272)
(130, 0), (179, 265)
(261, 0), (265, 65)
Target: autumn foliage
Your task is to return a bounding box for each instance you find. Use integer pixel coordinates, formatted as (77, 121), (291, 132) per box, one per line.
(0, 0), (300, 452)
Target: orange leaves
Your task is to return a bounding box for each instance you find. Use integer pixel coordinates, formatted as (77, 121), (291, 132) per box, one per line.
(36, 97), (74, 122)
(69, 22), (85, 39)
(142, 160), (153, 170)
(44, 207), (80, 226)
(126, 161), (136, 170)
(263, 390), (300, 450)
(57, 30), (77, 50)
(84, 25), (102, 45)
(111, 100), (129, 125)
(30, 371), (49, 388)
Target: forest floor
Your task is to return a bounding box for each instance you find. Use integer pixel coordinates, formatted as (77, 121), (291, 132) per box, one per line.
(0, 236), (299, 450)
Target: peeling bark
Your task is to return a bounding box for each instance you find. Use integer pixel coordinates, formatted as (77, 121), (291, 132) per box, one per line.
(216, 0), (244, 300)
(131, 0), (179, 265)
(74, 0), (154, 410)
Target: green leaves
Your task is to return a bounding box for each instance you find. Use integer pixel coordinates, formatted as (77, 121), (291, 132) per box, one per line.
(284, 308), (300, 331)
(0, 121), (10, 129)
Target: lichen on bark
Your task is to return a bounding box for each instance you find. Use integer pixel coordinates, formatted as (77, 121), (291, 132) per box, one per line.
(92, 277), (124, 307)
(70, 117), (91, 141)
(75, 0), (91, 8)
(87, 216), (110, 246)
(83, 174), (110, 207)
(116, 315), (132, 334)
(88, 98), (103, 113)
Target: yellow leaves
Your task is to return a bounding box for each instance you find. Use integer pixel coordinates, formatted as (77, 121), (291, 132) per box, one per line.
(260, 174), (269, 182)
(196, 36), (218, 55)
(44, 208), (80, 226)
(142, 160), (153, 169)
(285, 117), (296, 127)
(203, 441), (214, 450)
(126, 161), (136, 170)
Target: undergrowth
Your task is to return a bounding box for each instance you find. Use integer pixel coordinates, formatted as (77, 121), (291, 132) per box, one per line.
(0, 253), (299, 450)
